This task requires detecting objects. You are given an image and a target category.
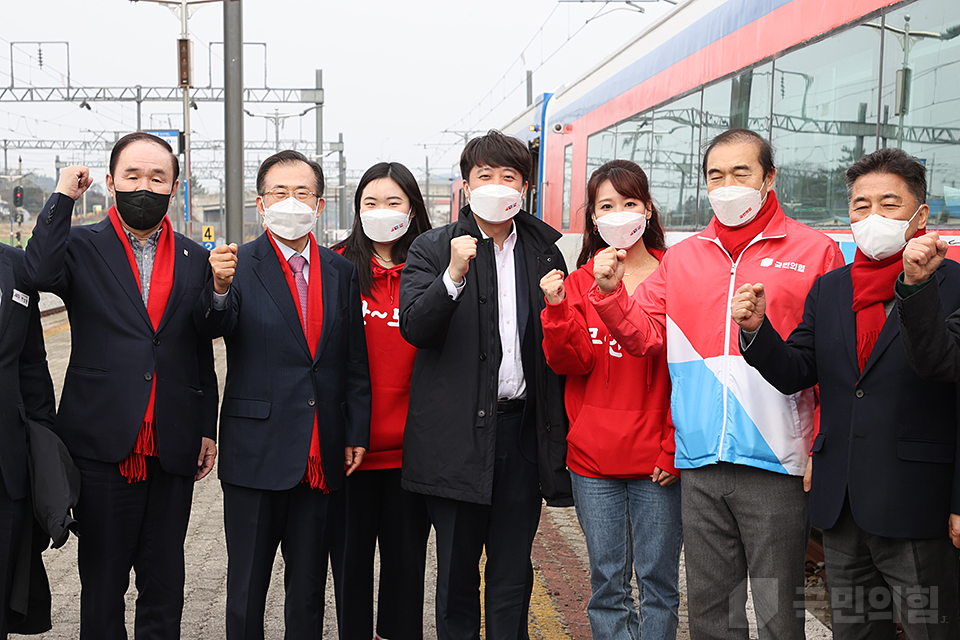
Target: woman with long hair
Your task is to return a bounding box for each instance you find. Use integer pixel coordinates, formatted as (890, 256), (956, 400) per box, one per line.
(331, 161), (432, 640)
(540, 159), (682, 640)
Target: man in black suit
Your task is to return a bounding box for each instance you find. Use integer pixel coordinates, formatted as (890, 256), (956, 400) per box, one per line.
(731, 147), (960, 639)
(195, 150), (370, 640)
(25, 134), (219, 640)
(399, 131), (571, 640)
(0, 241), (55, 635)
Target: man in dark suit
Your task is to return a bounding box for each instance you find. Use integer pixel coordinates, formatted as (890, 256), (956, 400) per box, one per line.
(195, 150), (370, 640)
(731, 147), (960, 639)
(399, 131), (571, 640)
(0, 241), (56, 635)
(25, 134), (219, 640)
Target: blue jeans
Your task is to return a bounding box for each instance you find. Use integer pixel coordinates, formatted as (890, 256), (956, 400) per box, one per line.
(570, 470), (683, 640)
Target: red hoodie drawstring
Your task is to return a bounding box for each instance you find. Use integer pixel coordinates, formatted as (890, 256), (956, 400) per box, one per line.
(385, 269), (400, 306)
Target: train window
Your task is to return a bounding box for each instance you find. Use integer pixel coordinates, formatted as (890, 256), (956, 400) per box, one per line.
(562, 144), (573, 231)
(615, 114), (653, 166)
(586, 128), (616, 187)
(880, 0), (960, 226)
(702, 64), (772, 149)
(771, 21), (883, 228)
(651, 91), (704, 230)
(699, 64), (773, 225)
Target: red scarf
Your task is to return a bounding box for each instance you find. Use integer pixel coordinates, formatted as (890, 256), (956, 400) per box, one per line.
(715, 190), (780, 261)
(850, 228), (924, 373)
(266, 232), (328, 492)
(108, 206), (176, 483)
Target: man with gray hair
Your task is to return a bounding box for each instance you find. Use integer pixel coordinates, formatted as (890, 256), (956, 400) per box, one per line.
(733, 147), (960, 638)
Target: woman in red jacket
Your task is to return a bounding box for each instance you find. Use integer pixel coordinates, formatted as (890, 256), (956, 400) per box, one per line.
(332, 161), (432, 640)
(540, 159), (682, 640)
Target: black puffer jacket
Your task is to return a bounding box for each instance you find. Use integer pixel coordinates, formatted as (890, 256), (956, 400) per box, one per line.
(399, 207), (572, 507)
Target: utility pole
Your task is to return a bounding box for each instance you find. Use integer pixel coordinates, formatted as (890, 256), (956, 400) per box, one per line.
(315, 70), (323, 164)
(179, 0), (193, 236)
(338, 133), (347, 228)
(224, 0), (244, 245)
(15, 156), (23, 248)
(134, 0), (225, 235)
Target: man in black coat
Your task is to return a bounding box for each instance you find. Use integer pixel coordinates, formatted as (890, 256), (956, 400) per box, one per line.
(399, 130), (571, 640)
(0, 243), (55, 635)
(732, 147), (960, 639)
(25, 134), (219, 640)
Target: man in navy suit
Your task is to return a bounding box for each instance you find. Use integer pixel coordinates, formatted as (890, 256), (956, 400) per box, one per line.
(195, 150), (370, 640)
(0, 240), (55, 635)
(732, 147), (960, 639)
(25, 134), (219, 640)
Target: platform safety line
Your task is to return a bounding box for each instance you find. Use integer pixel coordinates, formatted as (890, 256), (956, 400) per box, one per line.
(477, 546), (569, 640)
(529, 563), (570, 640)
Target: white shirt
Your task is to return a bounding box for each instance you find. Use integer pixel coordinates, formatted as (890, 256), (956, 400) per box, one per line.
(443, 225), (525, 401)
(213, 236), (312, 309)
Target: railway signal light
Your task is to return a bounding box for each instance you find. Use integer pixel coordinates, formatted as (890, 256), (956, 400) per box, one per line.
(13, 186), (23, 208)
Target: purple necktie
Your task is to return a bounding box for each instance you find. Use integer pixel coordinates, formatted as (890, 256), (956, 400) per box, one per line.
(288, 254), (308, 322)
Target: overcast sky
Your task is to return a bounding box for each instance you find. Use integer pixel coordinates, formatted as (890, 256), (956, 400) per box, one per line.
(0, 0), (677, 190)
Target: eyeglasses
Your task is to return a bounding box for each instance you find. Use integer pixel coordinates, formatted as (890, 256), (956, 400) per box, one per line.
(262, 188), (319, 203)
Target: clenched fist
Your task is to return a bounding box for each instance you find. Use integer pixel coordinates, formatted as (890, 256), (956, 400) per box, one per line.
(210, 243), (239, 295)
(731, 283), (766, 332)
(448, 235), (478, 284)
(903, 232), (948, 286)
(594, 246), (626, 294)
(539, 269), (566, 305)
(55, 165), (94, 201)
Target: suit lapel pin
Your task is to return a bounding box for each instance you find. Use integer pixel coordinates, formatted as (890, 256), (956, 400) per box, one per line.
(184, 249), (189, 257)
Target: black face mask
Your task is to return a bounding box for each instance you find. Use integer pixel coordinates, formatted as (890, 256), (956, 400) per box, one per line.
(114, 189), (172, 230)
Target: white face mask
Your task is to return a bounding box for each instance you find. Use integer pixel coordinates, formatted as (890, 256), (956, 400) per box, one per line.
(468, 184), (524, 223)
(850, 206), (921, 261)
(595, 210), (647, 249)
(261, 196), (318, 241)
(709, 185), (767, 227)
(360, 209), (412, 244)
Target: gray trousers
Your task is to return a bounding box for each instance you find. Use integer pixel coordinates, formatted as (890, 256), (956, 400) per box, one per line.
(681, 463), (809, 640)
(824, 497), (960, 640)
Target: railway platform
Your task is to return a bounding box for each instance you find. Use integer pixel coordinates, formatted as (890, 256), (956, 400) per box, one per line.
(23, 309), (832, 639)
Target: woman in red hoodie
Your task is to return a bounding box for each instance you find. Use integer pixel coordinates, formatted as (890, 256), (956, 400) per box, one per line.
(540, 159), (682, 640)
(332, 162), (432, 640)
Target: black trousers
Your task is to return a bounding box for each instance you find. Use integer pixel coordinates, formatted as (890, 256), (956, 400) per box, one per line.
(222, 480), (340, 640)
(73, 456), (194, 640)
(0, 473), (27, 637)
(336, 468), (431, 640)
(425, 409), (542, 640)
(824, 496), (960, 640)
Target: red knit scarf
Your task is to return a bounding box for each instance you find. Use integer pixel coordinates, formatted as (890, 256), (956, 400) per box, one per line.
(715, 190), (780, 261)
(266, 232), (328, 492)
(108, 206), (175, 482)
(850, 228), (924, 373)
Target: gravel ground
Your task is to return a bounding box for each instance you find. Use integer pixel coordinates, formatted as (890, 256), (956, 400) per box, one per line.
(16, 310), (831, 639)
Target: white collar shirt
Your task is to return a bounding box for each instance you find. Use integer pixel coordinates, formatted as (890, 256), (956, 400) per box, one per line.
(480, 224), (526, 401)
